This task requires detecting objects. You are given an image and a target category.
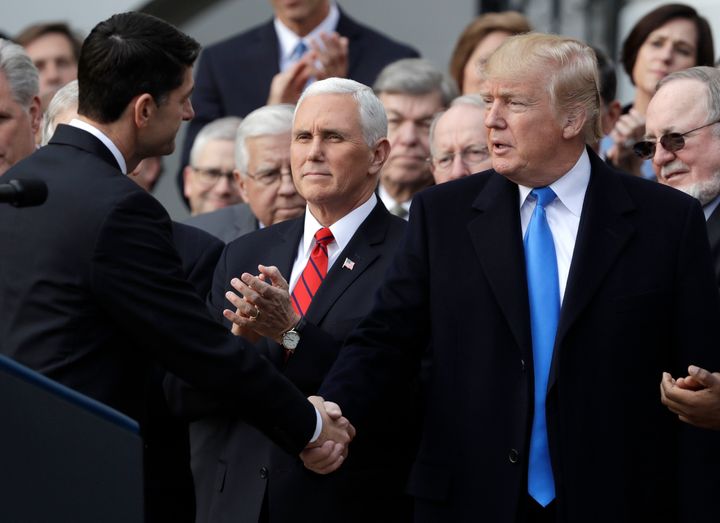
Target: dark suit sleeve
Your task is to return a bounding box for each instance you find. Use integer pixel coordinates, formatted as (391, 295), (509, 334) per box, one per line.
(164, 241), (252, 420)
(172, 222), (224, 300)
(319, 197), (430, 426)
(283, 320), (353, 395)
(92, 191), (315, 454)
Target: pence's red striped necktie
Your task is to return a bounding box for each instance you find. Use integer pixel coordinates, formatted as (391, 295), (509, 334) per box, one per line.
(291, 228), (334, 316)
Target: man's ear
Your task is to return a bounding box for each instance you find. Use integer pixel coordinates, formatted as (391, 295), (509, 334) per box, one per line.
(183, 166), (194, 199)
(235, 170), (249, 201)
(28, 95), (42, 134)
(562, 107), (587, 140)
(601, 100), (622, 136)
(368, 138), (391, 175)
(133, 94), (156, 128)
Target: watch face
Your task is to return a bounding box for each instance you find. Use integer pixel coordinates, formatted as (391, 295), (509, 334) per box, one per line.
(283, 330), (300, 350)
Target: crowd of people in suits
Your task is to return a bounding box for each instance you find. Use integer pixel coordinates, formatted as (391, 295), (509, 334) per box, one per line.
(2, 2), (720, 523)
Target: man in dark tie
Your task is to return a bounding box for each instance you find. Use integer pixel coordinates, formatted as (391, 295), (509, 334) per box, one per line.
(305, 33), (720, 522)
(0, 12), (352, 522)
(166, 78), (416, 523)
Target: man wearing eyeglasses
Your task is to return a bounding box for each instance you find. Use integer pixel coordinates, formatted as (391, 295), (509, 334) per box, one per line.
(428, 94), (491, 184)
(183, 116), (243, 216)
(644, 66), (720, 434)
(641, 66), (720, 289)
(186, 104), (306, 243)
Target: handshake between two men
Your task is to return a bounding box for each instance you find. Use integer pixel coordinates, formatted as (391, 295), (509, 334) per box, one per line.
(222, 263), (357, 474)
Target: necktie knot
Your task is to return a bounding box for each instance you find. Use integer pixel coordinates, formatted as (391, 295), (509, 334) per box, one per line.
(292, 40), (308, 61)
(531, 187), (557, 208)
(390, 204), (408, 219)
(314, 227), (334, 248)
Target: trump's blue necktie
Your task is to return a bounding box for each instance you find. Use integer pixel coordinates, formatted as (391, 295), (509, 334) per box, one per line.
(291, 41), (308, 62)
(524, 187), (559, 507)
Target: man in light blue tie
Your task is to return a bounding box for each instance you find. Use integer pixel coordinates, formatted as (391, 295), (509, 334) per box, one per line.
(307, 32), (720, 522)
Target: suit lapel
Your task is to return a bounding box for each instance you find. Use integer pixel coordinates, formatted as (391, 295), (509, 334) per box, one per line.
(263, 218), (304, 284)
(705, 203), (720, 285)
(468, 173), (532, 359)
(550, 154), (636, 387)
(232, 204), (259, 239)
(706, 203), (720, 249)
(304, 202), (389, 326)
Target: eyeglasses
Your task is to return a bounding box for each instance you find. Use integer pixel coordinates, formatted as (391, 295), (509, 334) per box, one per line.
(192, 167), (235, 186)
(245, 168), (293, 186)
(633, 120), (720, 159)
(431, 145), (490, 170)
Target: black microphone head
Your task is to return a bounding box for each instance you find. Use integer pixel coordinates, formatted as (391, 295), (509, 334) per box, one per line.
(10, 179), (48, 207)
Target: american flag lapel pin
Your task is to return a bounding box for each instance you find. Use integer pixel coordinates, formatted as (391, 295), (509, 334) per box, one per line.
(342, 257), (355, 270)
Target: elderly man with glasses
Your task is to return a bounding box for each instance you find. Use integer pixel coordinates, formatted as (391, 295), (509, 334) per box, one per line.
(644, 66), (720, 433)
(185, 105), (306, 242)
(183, 116), (243, 216)
(639, 66), (720, 287)
(428, 94), (491, 184)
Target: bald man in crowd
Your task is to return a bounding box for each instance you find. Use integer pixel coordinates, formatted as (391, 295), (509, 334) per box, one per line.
(428, 94), (491, 184)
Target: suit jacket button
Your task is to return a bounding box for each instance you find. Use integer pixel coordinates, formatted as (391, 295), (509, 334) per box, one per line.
(520, 359), (526, 372)
(259, 467), (269, 479)
(508, 449), (520, 463)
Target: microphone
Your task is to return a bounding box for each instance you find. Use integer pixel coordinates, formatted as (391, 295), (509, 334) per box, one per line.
(0, 179), (48, 207)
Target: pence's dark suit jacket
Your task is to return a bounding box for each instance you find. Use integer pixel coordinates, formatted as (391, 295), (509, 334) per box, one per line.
(166, 201), (418, 523)
(320, 149), (720, 523)
(0, 125), (317, 519)
(177, 7), (418, 196)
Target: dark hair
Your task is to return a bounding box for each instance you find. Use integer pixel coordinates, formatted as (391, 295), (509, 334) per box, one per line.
(621, 3), (714, 84)
(592, 46), (617, 104)
(78, 12), (200, 123)
(449, 11), (531, 90)
(15, 22), (83, 61)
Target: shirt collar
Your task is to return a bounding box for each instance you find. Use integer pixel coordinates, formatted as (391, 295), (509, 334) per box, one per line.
(274, 1), (340, 64)
(301, 192), (377, 258)
(377, 183), (411, 212)
(69, 118), (128, 174)
(517, 148), (591, 217)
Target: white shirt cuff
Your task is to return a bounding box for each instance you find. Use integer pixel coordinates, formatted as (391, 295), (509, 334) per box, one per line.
(309, 406), (323, 443)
